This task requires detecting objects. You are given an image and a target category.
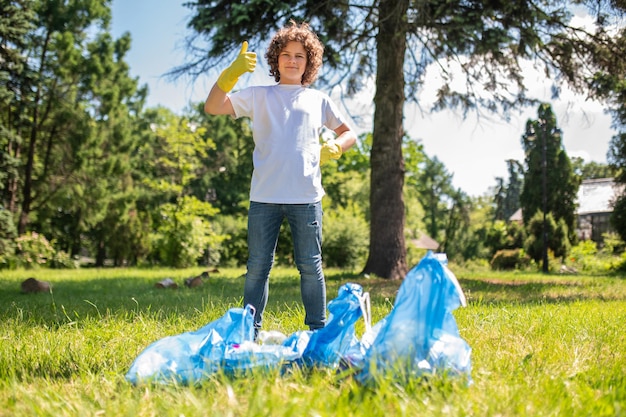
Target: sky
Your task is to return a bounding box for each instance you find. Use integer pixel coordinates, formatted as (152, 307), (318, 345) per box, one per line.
(111, 1), (616, 197)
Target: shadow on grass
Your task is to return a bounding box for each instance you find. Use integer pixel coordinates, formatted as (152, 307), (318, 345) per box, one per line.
(0, 274), (246, 325)
(4, 267), (624, 326)
(459, 276), (626, 305)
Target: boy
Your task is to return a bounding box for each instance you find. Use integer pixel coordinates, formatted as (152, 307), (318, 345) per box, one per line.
(204, 21), (357, 333)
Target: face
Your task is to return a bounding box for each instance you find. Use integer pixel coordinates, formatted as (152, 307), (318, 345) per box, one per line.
(277, 41), (307, 85)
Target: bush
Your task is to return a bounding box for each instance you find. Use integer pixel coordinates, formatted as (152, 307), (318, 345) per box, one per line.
(524, 211), (571, 263)
(149, 197), (221, 268)
(7, 232), (55, 269)
(211, 214), (249, 267)
(49, 250), (80, 269)
(0, 207), (16, 260)
(567, 240), (623, 273)
(322, 204), (368, 269)
(490, 248), (531, 270)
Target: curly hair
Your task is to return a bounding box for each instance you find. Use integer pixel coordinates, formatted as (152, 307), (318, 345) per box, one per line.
(265, 20), (324, 86)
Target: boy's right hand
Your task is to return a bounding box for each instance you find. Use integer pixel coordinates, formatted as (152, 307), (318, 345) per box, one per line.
(217, 41), (257, 92)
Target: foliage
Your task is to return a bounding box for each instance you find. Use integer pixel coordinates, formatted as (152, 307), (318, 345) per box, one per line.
(179, 0), (625, 280)
(609, 177), (626, 244)
(1, 229), (78, 270)
(414, 155), (454, 245)
(524, 211), (571, 266)
(10, 231), (55, 269)
(493, 159), (524, 221)
(601, 231), (625, 254)
(48, 249), (80, 269)
(593, 6), (626, 232)
(520, 103), (579, 250)
(322, 203), (369, 269)
(211, 214), (249, 267)
(136, 108), (222, 268)
(0, 206), (17, 263)
(571, 157), (617, 180)
(564, 239), (626, 274)
(187, 103), (255, 216)
(483, 220), (527, 258)
(150, 197), (220, 268)
(490, 248), (531, 270)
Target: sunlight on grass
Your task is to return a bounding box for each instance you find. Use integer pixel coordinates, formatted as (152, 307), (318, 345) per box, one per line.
(1, 266), (625, 416)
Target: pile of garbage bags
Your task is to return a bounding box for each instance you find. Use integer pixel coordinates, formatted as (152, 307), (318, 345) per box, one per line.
(125, 252), (471, 385)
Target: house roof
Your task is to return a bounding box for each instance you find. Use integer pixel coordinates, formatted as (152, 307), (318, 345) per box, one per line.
(509, 208), (523, 222)
(577, 178), (624, 215)
(508, 178), (624, 221)
(410, 232), (439, 250)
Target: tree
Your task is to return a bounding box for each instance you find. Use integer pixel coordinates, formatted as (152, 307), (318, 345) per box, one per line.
(0, 0), (34, 251)
(494, 159), (524, 221)
(187, 102), (254, 216)
(520, 103), (579, 268)
(136, 108), (221, 267)
(179, 0), (624, 278)
(524, 211), (570, 265)
(441, 188), (471, 259)
(571, 157), (616, 180)
(1, 0), (148, 251)
(415, 155), (454, 244)
(582, 2), (626, 242)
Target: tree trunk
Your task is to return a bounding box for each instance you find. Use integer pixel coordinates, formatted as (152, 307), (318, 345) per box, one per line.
(362, 0), (409, 280)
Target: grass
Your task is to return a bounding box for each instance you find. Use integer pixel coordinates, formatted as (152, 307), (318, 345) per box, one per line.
(1, 264), (625, 416)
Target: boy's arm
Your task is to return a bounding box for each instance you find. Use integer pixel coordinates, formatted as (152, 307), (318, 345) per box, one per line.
(204, 84), (235, 116)
(333, 124), (357, 152)
(204, 41), (256, 116)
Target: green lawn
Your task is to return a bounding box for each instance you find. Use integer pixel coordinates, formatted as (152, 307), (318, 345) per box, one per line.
(1, 265), (625, 416)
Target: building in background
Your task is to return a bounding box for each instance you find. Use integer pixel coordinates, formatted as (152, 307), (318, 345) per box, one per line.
(508, 178), (623, 245)
(576, 178), (623, 244)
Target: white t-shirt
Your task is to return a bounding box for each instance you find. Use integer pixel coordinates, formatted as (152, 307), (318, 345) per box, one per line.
(229, 84), (346, 204)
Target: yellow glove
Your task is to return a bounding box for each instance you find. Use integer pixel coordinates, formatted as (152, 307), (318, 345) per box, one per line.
(320, 140), (342, 165)
(217, 41), (257, 92)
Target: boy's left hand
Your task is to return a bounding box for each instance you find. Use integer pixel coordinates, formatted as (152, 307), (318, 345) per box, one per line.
(320, 140), (342, 165)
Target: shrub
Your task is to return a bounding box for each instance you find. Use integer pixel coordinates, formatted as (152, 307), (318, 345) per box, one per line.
(211, 214), (248, 267)
(524, 211), (570, 263)
(149, 197), (221, 268)
(490, 248), (531, 270)
(601, 232), (625, 255)
(49, 250), (80, 269)
(322, 204), (368, 269)
(13, 232), (55, 269)
(0, 207), (17, 266)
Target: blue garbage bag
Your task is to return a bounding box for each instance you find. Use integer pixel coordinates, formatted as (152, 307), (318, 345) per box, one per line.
(355, 251), (471, 384)
(300, 283), (369, 368)
(125, 253), (471, 386)
(126, 283), (370, 384)
(125, 305), (255, 385)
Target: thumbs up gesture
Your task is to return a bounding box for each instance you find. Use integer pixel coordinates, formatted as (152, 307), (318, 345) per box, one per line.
(217, 41), (257, 92)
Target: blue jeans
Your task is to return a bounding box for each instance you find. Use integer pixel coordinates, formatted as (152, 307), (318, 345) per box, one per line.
(244, 201), (326, 331)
